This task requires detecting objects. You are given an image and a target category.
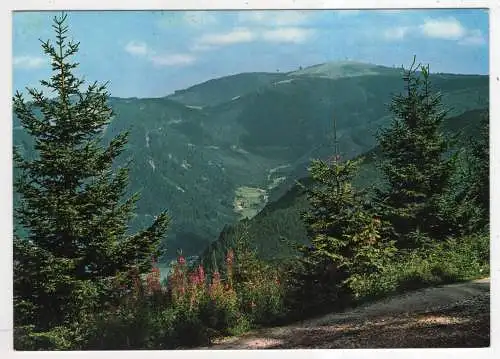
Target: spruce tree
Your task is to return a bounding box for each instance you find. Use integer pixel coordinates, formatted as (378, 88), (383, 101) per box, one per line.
(445, 112), (490, 234)
(295, 158), (395, 313)
(375, 57), (454, 249)
(13, 14), (169, 347)
(468, 113), (489, 229)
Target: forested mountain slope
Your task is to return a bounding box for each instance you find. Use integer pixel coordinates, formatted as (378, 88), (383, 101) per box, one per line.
(13, 62), (488, 259)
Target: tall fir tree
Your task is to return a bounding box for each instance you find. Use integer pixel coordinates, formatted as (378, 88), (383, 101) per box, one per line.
(13, 14), (169, 347)
(292, 157), (395, 314)
(468, 113), (489, 229)
(375, 57), (455, 249)
(444, 112), (490, 234)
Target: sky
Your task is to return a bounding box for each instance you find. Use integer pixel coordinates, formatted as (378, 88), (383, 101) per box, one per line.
(12, 9), (489, 98)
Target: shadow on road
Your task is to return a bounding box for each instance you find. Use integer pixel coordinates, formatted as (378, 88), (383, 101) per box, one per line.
(206, 279), (490, 349)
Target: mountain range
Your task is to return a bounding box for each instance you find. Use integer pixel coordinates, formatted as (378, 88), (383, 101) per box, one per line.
(13, 61), (489, 260)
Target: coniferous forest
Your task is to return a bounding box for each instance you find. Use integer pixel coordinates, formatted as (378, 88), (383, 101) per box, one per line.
(12, 13), (489, 350)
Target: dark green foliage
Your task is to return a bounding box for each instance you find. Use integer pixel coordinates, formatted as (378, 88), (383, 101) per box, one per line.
(467, 114), (489, 228)
(351, 233), (489, 300)
(200, 104), (488, 267)
(289, 158), (396, 315)
(229, 224), (286, 326)
(375, 58), (456, 248)
(439, 111), (489, 235)
(13, 14), (169, 349)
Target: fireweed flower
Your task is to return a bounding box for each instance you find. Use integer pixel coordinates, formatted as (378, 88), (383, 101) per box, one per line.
(209, 271), (221, 299)
(168, 262), (190, 303)
(225, 249), (234, 266)
(189, 271), (200, 286)
(225, 249), (235, 288)
(197, 265), (205, 283)
(146, 265), (161, 294)
(177, 255), (186, 265)
(212, 271), (221, 283)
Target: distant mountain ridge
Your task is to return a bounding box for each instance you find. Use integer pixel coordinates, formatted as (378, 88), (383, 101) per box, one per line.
(13, 61), (489, 260)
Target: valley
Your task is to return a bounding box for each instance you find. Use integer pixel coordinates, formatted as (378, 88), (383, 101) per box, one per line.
(13, 61), (489, 260)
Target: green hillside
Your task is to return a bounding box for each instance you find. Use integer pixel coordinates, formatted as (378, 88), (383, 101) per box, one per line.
(199, 108), (489, 269)
(167, 72), (287, 107)
(13, 62), (489, 260)
(288, 60), (398, 78)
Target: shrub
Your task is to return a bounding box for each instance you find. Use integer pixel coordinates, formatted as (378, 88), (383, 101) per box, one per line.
(236, 266), (285, 326)
(351, 233), (489, 301)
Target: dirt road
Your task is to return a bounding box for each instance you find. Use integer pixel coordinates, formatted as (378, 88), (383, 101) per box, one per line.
(201, 278), (490, 349)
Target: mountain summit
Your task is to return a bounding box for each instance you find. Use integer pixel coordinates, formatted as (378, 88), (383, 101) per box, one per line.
(289, 60), (397, 79)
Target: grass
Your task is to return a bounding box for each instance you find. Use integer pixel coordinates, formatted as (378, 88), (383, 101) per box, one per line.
(351, 233), (489, 303)
(233, 186), (269, 219)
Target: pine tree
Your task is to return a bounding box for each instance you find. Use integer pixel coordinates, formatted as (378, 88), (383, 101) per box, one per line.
(294, 158), (395, 313)
(445, 112), (490, 234)
(13, 14), (169, 348)
(375, 57), (455, 249)
(230, 222), (264, 287)
(468, 113), (489, 228)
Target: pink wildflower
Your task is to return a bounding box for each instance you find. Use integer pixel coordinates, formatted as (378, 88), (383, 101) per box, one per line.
(146, 264), (161, 294)
(209, 271), (221, 298)
(189, 271), (200, 285)
(177, 255), (186, 265)
(212, 270), (221, 283)
(197, 265), (205, 283)
(225, 249), (235, 266)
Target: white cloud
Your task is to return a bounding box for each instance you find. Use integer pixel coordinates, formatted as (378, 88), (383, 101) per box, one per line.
(13, 56), (47, 69)
(419, 17), (466, 40)
(124, 41), (150, 56)
(196, 28), (256, 47)
(381, 17), (485, 46)
(150, 54), (196, 66)
(383, 26), (410, 41)
(189, 11), (315, 52)
(238, 11), (312, 26)
(458, 29), (486, 46)
(192, 25), (315, 51)
(189, 43), (217, 52)
(124, 41), (195, 67)
(262, 27), (315, 44)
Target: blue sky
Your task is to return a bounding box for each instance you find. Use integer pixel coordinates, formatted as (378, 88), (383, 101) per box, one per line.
(12, 9), (489, 98)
